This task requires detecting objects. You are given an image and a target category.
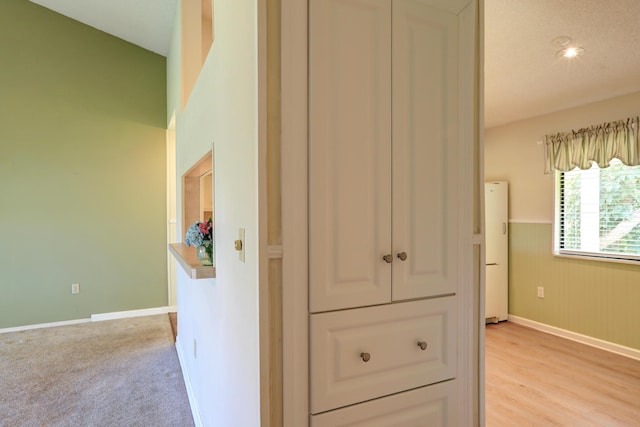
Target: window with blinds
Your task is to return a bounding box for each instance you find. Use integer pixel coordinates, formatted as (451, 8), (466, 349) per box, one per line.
(557, 158), (640, 261)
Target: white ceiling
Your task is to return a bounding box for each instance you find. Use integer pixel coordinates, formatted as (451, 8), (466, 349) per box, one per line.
(485, 0), (640, 128)
(31, 0), (177, 57)
(30, 0), (640, 128)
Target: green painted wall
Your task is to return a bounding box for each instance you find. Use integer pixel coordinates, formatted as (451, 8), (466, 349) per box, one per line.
(510, 223), (640, 350)
(0, 0), (167, 328)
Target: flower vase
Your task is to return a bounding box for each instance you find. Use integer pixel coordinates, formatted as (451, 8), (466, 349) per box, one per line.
(197, 244), (213, 266)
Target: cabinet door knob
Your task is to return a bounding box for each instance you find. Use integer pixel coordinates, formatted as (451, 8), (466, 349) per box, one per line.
(417, 341), (428, 351)
(360, 352), (371, 362)
(397, 252), (408, 261)
(382, 254), (393, 263)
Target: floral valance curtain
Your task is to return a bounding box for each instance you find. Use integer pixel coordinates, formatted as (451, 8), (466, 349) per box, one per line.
(544, 116), (640, 174)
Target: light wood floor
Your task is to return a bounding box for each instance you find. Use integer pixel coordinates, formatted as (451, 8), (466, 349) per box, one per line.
(485, 322), (640, 426)
(168, 312), (177, 342)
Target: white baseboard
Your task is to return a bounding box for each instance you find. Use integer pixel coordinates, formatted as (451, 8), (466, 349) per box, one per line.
(175, 340), (203, 427)
(91, 306), (177, 322)
(0, 318), (90, 334)
(0, 306), (177, 334)
(508, 315), (640, 361)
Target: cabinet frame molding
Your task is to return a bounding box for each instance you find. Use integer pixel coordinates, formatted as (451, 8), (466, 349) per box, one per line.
(281, 1), (480, 425)
(281, 0), (310, 425)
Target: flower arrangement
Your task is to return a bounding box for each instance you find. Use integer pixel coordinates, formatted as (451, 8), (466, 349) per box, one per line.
(185, 218), (213, 264)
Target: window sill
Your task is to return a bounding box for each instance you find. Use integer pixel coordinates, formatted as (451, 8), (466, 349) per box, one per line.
(169, 243), (216, 279)
(553, 251), (640, 266)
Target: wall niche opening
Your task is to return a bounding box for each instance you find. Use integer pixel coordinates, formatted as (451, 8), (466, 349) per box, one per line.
(179, 149), (215, 273)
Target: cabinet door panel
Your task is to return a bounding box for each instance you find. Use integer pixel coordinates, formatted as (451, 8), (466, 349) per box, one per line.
(311, 380), (457, 427)
(392, 0), (459, 301)
(309, 0), (392, 312)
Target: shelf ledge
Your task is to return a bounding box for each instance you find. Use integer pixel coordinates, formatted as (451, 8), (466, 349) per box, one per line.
(169, 243), (216, 279)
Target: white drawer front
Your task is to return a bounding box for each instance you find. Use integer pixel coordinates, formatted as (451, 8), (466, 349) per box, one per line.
(311, 380), (458, 427)
(310, 296), (456, 413)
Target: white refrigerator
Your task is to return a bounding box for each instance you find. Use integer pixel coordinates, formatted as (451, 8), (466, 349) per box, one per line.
(485, 182), (509, 323)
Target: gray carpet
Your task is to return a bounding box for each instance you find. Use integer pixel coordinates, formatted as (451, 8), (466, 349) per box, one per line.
(0, 314), (194, 427)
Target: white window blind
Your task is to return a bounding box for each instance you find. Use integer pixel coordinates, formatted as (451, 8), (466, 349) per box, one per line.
(558, 158), (640, 260)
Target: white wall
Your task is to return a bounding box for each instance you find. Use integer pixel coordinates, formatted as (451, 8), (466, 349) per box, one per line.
(485, 91), (640, 222)
(167, 1), (261, 425)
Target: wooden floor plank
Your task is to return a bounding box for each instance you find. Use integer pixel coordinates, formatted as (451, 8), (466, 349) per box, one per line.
(168, 312), (177, 342)
(485, 322), (640, 427)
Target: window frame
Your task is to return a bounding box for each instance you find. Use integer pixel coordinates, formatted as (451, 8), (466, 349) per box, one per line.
(553, 161), (640, 265)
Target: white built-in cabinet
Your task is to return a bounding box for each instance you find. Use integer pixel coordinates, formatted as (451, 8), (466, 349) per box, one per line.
(307, 0), (474, 424)
(309, 0), (459, 313)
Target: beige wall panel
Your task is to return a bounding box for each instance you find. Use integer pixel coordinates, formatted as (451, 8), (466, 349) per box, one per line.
(485, 91), (640, 353)
(485, 91), (640, 223)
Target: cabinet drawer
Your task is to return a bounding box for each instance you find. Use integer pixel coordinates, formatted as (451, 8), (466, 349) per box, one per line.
(311, 380), (457, 427)
(310, 296), (456, 414)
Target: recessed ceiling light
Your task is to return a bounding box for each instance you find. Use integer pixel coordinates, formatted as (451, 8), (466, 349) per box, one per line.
(551, 36), (584, 59)
(557, 46), (585, 58)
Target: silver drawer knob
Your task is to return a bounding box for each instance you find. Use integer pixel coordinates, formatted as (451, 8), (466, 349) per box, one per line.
(382, 254), (393, 264)
(397, 252), (408, 261)
(360, 352), (371, 362)
(417, 341), (428, 351)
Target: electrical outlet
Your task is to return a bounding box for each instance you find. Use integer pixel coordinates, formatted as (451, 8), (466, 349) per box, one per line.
(71, 283), (80, 294)
(537, 286), (544, 298)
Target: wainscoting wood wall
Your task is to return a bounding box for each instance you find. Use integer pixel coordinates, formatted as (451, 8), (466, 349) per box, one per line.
(509, 222), (640, 350)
